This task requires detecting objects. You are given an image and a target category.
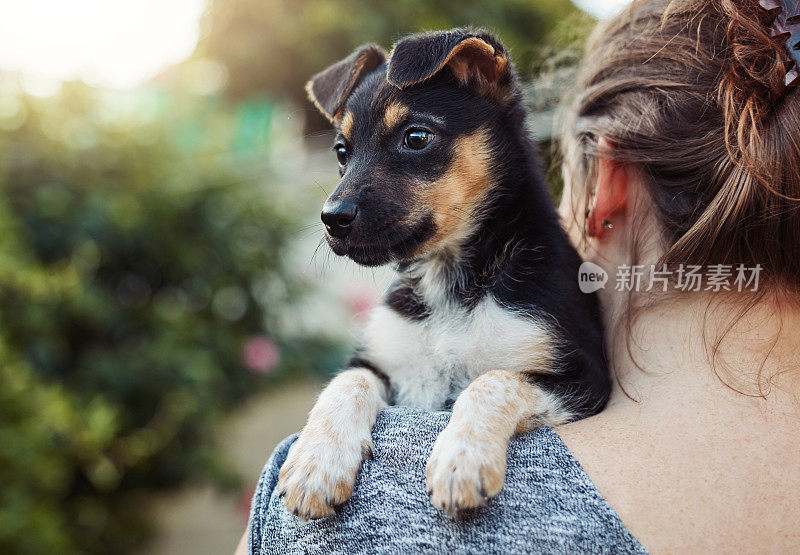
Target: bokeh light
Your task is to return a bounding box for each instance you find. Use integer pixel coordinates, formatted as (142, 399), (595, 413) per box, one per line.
(0, 0), (205, 90)
(573, 0), (633, 18)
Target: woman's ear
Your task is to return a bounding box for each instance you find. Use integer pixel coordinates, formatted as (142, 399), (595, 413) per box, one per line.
(587, 137), (628, 239)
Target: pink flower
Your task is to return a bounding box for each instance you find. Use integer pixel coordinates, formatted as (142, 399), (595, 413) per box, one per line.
(242, 336), (280, 374)
(238, 485), (257, 521)
(346, 287), (378, 319)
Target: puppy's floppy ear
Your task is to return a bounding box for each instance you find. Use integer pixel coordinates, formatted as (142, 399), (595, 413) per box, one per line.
(386, 29), (510, 90)
(306, 44), (387, 123)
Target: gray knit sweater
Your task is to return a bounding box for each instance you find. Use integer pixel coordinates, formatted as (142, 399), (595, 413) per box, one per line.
(247, 406), (648, 554)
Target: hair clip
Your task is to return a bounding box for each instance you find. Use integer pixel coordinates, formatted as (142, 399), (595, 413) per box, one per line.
(759, 0), (800, 90)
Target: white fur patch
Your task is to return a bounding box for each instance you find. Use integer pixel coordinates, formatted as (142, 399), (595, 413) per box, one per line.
(362, 293), (557, 410)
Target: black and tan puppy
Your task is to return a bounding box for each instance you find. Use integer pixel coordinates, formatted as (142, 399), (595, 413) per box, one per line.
(278, 28), (610, 518)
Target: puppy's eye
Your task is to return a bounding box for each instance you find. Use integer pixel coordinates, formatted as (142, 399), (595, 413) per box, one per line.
(335, 144), (348, 166)
(403, 129), (434, 150)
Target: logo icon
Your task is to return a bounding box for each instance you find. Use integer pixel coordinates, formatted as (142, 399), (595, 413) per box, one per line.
(578, 261), (608, 294)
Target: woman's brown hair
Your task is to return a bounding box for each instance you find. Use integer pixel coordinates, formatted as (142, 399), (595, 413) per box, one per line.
(560, 0), (800, 297)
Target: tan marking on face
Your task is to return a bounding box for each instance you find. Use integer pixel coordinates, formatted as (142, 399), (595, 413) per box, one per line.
(419, 128), (493, 252)
(340, 111), (355, 140)
(382, 101), (408, 130)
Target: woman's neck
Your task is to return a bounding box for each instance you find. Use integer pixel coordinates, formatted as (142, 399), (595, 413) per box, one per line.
(604, 292), (800, 416)
(557, 290), (800, 555)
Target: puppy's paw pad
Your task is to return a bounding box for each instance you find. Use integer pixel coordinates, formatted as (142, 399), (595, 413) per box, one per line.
(425, 431), (506, 515)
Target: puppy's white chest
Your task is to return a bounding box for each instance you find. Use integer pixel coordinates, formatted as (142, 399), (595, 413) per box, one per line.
(363, 296), (553, 410)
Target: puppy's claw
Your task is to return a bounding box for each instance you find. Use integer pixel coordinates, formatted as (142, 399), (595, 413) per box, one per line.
(425, 429), (507, 515)
(361, 443), (374, 460)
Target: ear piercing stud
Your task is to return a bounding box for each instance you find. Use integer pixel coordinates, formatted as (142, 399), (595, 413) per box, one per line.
(586, 210), (613, 231)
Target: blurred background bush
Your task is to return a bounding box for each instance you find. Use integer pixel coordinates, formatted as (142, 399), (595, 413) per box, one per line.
(0, 0), (626, 553)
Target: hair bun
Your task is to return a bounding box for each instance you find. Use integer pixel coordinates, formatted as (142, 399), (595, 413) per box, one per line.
(714, 0), (800, 190)
(717, 0), (788, 106)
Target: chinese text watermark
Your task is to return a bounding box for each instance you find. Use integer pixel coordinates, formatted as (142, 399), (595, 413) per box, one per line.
(579, 263), (762, 293)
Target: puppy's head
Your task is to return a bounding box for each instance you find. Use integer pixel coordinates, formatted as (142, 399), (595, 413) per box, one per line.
(307, 29), (518, 266)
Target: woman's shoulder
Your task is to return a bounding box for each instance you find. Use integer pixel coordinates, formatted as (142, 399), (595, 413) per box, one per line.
(247, 406), (647, 554)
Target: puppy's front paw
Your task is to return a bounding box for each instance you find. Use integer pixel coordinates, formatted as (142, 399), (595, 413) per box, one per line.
(425, 427), (507, 515)
(277, 431), (373, 520)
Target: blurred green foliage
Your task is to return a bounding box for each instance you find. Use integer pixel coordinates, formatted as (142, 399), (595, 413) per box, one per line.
(0, 84), (338, 554)
(193, 0), (586, 130)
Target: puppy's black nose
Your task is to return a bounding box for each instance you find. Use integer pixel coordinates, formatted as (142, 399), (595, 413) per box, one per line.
(321, 200), (358, 238)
